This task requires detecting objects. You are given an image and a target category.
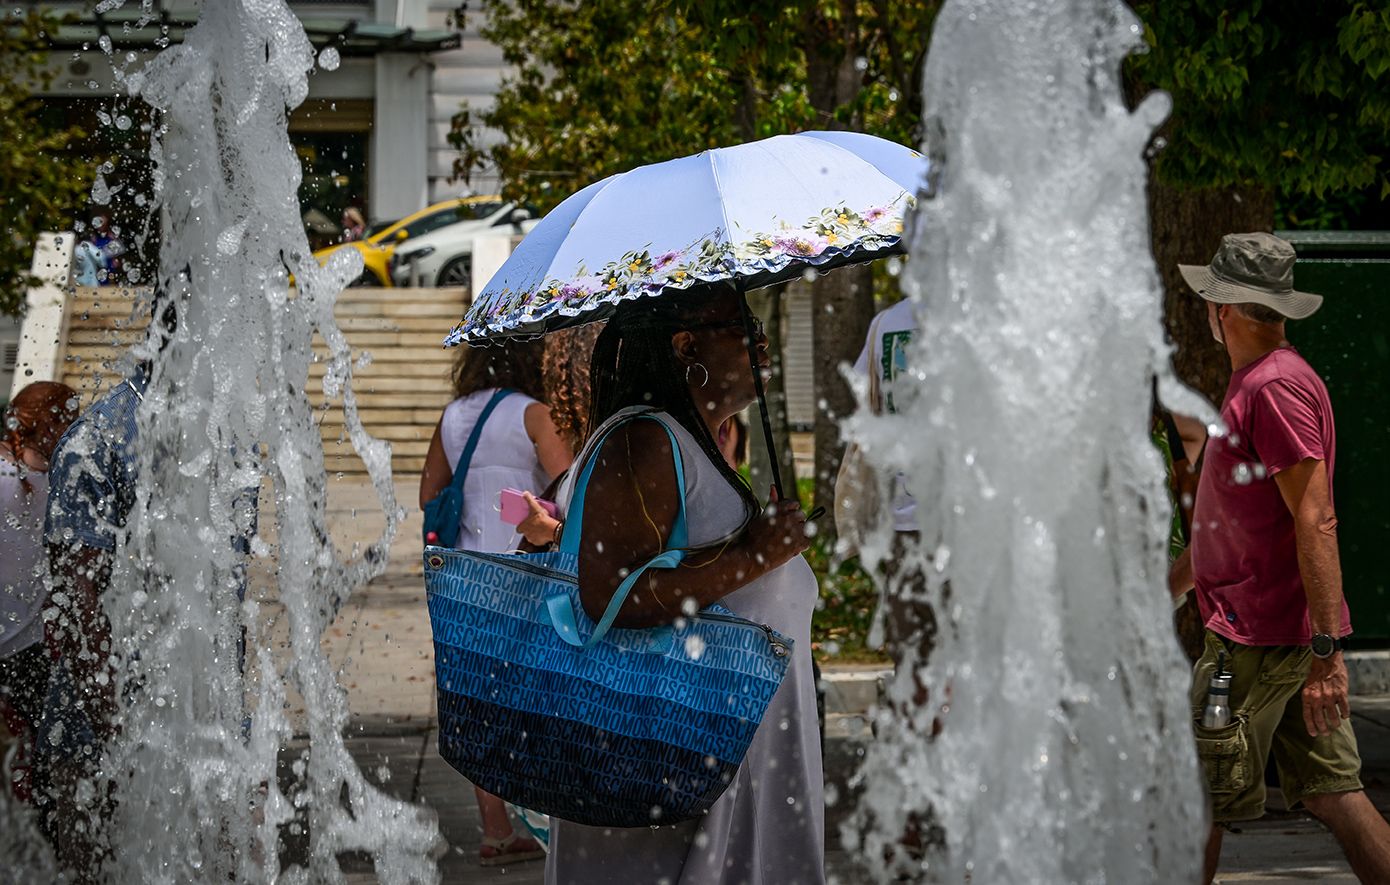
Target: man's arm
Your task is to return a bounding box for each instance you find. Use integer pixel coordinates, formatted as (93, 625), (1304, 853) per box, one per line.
(46, 542), (118, 738)
(1273, 458), (1350, 737)
(1168, 546), (1194, 601)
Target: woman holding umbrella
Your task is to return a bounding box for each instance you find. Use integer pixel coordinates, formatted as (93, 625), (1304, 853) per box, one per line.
(546, 286), (822, 883)
(438, 130), (923, 883)
(419, 338), (570, 865)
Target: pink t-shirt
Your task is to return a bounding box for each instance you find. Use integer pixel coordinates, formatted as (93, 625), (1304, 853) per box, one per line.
(1191, 347), (1350, 646)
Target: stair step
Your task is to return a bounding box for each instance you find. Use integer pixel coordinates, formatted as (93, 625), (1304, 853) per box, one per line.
(320, 424), (434, 443)
(307, 360), (450, 378)
(315, 408), (445, 427)
(324, 439), (430, 458)
(61, 286), (466, 476)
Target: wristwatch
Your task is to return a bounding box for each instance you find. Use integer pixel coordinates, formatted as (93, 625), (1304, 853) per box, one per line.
(1310, 633), (1345, 659)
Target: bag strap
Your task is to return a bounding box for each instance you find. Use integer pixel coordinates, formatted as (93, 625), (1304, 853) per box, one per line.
(560, 412), (688, 555)
(551, 413), (689, 650)
(1158, 407), (1192, 545)
(446, 387), (513, 506)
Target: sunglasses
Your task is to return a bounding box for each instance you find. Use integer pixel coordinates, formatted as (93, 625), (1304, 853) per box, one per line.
(685, 315), (766, 339)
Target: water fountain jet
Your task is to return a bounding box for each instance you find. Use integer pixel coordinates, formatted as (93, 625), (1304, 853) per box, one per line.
(11, 2), (440, 881)
(845, 1), (1208, 881)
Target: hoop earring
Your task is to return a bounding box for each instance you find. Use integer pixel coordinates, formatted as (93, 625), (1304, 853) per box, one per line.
(685, 362), (710, 388)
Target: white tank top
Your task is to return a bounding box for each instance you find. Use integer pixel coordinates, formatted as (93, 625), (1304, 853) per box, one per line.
(1, 462), (49, 658)
(439, 389), (551, 552)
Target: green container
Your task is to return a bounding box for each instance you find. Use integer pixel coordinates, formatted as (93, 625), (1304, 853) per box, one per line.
(1278, 231), (1390, 644)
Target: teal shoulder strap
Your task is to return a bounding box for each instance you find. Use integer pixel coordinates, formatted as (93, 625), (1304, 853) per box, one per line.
(550, 413), (689, 649)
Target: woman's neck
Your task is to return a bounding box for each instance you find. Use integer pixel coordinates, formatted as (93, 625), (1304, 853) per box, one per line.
(688, 388), (739, 436)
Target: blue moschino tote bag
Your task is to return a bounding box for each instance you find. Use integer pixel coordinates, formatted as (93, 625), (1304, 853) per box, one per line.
(424, 412), (793, 827)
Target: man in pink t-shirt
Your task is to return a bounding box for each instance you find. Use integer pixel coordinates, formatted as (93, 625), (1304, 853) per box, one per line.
(1171, 233), (1390, 884)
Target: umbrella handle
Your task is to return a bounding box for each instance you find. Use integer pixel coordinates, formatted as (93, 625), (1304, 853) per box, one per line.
(738, 289), (786, 502)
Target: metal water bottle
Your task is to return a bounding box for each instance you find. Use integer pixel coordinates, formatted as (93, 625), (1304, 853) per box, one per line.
(1201, 653), (1232, 729)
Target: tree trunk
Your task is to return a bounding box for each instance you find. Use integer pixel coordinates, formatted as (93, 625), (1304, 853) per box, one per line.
(811, 263), (874, 533)
(1149, 181), (1275, 405)
(1148, 180), (1274, 661)
(746, 285), (798, 500)
(800, 0), (876, 536)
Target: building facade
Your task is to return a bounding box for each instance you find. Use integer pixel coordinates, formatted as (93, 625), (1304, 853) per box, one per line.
(29, 0), (507, 240)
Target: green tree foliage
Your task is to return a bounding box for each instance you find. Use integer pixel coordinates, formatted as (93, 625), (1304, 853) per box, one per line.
(449, 2), (768, 209)
(448, 0), (939, 210)
(1, 11), (90, 316)
(1127, 1), (1390, 225)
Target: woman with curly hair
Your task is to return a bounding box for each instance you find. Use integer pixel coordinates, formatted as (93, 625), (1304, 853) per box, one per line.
(541, 323), (604, 453)
(419, 338), (571, 864)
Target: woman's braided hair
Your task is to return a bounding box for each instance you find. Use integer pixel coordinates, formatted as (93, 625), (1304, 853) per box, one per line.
(587, 294), (759, 521)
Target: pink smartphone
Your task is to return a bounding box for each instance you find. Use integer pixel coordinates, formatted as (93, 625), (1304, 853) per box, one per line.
(499, 488), (559, 526)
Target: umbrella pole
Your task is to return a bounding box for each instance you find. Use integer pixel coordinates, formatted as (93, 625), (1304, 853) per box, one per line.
(737, 285), (785, 502)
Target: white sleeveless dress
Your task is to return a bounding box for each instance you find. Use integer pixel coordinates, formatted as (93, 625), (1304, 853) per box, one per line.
(439, 389), (551, 552)
(546, 409), (826, 885)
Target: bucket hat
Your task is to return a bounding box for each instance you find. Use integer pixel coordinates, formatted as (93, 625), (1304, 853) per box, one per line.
(1179, 232), (1323, 319)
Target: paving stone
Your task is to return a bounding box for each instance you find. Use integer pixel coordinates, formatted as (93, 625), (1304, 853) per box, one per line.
(316, 478), (1390, 883)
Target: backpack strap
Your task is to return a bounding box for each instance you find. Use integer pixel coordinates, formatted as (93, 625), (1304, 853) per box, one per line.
(444, 388), (512, 523)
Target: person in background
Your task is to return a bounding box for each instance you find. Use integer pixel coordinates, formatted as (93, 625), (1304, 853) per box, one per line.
(72, 240), (107, 287)
(840, 297), (945, 860)
(40, 283), (258, 881)
(845, 299), (929, 678)
(511, 324), (606, 548)
(0, 382), (78, 800)
(41, 354), (151, 881)
(419, 337), (570, 865)
(86, 215), (124, 284)
(541, 323), (605, 455)
(1152, 389), (1209, 664)
(1169, 233), (1390, 884)
(340, 207), (366, 243)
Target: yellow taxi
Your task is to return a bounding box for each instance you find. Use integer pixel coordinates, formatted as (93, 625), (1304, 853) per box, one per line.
(313, 195), (504, 287)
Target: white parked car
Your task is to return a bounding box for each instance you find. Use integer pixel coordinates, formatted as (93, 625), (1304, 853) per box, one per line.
(389, 200), (539, 289)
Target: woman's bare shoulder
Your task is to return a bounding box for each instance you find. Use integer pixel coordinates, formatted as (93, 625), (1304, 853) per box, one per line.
(590, 417), (675, 473)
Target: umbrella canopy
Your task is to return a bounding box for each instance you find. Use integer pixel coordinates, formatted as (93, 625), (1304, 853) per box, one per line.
(445, 131), (924, 345)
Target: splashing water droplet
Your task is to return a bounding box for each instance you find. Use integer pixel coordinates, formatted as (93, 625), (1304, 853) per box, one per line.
(318, 46), (340, 71)
(684, 634), (707, 661)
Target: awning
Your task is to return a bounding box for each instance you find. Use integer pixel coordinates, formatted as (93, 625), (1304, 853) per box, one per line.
(30, 10), (460, 56)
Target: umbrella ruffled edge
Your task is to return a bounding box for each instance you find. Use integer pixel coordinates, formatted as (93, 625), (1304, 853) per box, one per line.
(445, 197), (911, 347)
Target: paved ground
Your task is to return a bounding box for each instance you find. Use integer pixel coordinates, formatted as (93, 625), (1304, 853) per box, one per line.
(308, 477), (1390, 884)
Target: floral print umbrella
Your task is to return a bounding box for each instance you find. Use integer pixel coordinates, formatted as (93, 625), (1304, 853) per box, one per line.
(445, 131), (924, 345)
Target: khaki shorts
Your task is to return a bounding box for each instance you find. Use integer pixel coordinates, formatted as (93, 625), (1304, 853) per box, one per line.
(1190, 631), (1363, 822)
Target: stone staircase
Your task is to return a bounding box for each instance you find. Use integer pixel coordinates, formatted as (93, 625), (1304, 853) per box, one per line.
(60, 285), (464, 477)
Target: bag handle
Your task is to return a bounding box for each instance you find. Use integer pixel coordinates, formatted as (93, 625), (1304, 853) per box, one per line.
(560, 412), (688, 555)
(550, 413), (689, 649)
(441, 388), (512, 531)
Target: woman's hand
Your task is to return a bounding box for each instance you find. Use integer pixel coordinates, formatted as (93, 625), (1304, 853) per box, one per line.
(518, 491), (561, 547)
(742, 484), (810, 569)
